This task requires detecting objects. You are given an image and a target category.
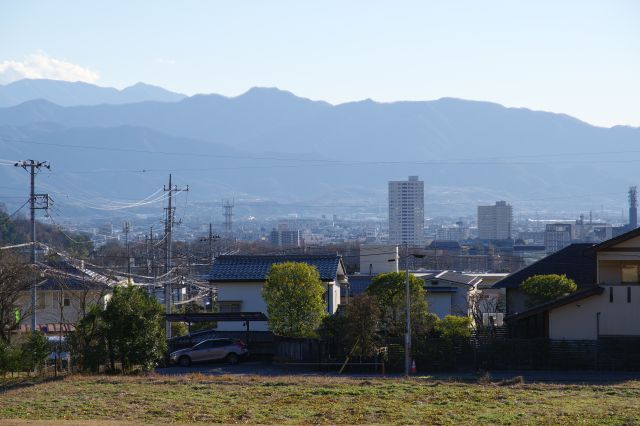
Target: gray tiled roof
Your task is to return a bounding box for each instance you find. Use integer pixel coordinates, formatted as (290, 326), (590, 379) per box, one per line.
(208, 255), (343, 282)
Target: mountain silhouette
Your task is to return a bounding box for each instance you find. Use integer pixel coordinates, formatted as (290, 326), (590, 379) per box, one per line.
(1, 79), (638, 216)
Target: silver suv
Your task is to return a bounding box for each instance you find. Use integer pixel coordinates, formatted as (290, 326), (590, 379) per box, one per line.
(170, 338), (248, 367)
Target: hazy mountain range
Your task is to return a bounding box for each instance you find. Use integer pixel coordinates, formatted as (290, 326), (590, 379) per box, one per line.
(1, 79), (638, 219)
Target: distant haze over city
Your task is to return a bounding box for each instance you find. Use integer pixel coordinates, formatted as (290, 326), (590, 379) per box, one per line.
(1, 78), (639, 221)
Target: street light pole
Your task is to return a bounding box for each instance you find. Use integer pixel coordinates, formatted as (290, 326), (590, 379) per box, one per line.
(390, 244), (424, 377)
(405, 242), (411, 377)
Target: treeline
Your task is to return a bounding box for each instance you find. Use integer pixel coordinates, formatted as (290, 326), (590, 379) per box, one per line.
(0, 206), (93, 257)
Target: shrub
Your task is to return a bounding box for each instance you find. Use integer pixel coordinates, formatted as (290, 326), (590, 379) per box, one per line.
(520, 274), (577, 307)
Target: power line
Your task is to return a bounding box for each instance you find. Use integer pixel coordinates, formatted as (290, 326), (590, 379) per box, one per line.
(5, 135), (640, 169)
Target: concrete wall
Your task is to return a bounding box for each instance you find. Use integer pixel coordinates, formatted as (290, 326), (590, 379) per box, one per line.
(425, 283), (473, 319)
(549, 285), (640, 340)
(426, 293), (452, 318)
(359, 245), (398, 275)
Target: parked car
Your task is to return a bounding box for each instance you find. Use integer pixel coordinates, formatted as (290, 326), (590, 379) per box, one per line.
(169, 338), (248, 367)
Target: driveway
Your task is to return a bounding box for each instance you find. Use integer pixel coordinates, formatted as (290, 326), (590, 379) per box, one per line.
(157, 361), (320, 376)
(158, 362), (640, 384)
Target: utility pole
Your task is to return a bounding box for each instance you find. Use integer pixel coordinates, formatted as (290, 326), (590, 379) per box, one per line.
(149, 226), (156, 296)
(163, 174), (188, 339)
(209, 223), (214, 263)
(123, 221), (131, 277)
(14, 160), (50, 332)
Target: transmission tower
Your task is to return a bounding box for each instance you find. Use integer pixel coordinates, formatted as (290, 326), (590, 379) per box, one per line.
(223, 200), (234, 235)
(629, 186), (638, 229)
(163, 174), (188, 338)
(14, 160), (50, 332)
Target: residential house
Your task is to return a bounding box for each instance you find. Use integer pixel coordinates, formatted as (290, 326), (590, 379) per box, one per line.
(18, 259), (114, 333)
(421, 271), (506, 322)
(208, 255), (348, 332)
(505, 228), (640, 340)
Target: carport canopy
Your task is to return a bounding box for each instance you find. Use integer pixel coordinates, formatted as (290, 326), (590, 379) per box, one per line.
(166, 312), (268, 323)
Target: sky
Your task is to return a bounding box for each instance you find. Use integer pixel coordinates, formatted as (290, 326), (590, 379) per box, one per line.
(1, 0), (639, 127)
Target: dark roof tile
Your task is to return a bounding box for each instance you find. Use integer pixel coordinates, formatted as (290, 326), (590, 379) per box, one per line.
(208, 255), (344, 282)
(492, 243), (596, 289)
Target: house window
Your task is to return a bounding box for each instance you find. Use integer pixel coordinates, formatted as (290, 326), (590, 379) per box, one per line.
(59, 293), (70, 307)
(621, 265), (639, 283)
(609, 287), (614, 303)
(218, 301), (242, 313)
(628, 287), (632, 303)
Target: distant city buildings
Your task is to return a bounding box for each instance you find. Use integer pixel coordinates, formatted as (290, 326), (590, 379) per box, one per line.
(544, 223), (574, 254)
(477, 201), (513, 241)
(388, 176), (425, 246)
(269, 224), (301, 247)
(436, 221), (470, 241)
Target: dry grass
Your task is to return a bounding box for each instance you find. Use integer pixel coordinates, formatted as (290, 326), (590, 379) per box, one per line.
(1, 373), (639, 424)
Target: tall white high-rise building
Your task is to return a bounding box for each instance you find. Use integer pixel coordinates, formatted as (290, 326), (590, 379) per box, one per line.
(477, 201), (513, 240)
(388, 176), (425, 246)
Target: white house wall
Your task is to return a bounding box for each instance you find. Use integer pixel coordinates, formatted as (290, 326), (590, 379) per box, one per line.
(549, 285), (640, 340)
(216, 282), (269, 332)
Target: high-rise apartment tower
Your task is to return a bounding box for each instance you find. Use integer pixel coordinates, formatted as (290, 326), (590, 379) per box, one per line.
(388, 176), (425, 246)
(477, 201), (513, 240)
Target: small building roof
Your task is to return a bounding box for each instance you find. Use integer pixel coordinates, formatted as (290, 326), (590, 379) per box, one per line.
(428, 271), (481, 286)
(428, 240), (462, 250)
(38, 275), (111, 291)
(492, 243), (596, 289)
(208, 255), (346, 282)
(346, 275), (374, 295)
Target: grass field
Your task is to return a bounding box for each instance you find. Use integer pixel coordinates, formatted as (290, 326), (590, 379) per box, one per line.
(1, 374), (640, 424)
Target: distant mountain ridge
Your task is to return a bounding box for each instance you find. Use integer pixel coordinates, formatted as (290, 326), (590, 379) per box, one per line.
(0, 79), (638, 217)
(0, 79), (186, 107)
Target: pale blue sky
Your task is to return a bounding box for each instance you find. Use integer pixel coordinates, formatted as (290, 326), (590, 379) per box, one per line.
(1, 1), (639, 127)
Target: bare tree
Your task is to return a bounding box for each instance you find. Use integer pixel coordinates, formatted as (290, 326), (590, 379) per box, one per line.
(0, 252), (33, 343)
(468, 290), (505, 330)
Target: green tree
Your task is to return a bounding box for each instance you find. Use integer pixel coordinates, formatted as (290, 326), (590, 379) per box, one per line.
(263, 262), (327, 337)
(343, 294), (381, 357)
(366, 272), (436, 340)
(102, 286), (166, 371)
(71, 286), (166, 372)
(69, 305), (107, 372)
(0, 251), (32, 343)
(435, 315), (472, 341)
(21, 331), (50, 373)
(520, 274), (578, 307)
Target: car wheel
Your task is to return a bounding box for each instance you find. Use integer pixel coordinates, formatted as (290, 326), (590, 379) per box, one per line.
(178, 356), (191, 367)
(226, 353), (239, 365)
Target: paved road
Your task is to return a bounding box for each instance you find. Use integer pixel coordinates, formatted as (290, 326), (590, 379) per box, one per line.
(157, 362), (640, 384)
(157, 361), (321, 376)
